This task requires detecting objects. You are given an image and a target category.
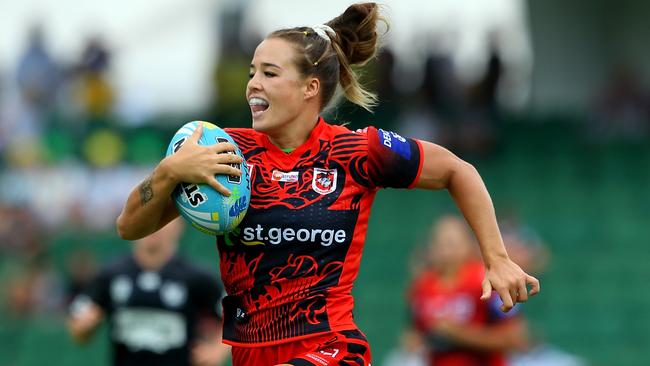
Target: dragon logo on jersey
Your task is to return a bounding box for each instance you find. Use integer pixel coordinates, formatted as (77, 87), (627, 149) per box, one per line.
(312, 168), (337, 195)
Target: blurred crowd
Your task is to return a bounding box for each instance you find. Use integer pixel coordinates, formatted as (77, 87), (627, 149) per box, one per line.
(2, 13), (650, 233)
(1, 25), (114, 162)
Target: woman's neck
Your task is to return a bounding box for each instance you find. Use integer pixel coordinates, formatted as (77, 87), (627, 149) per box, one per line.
(436, 264), (463, 284)
(134, 246), (175, 271)
(266, 114), (320, 150)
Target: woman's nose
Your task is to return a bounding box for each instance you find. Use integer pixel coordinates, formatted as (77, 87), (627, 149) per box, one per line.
(247, 74), (262, 92)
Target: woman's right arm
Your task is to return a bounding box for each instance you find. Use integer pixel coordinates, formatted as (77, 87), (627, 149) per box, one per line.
(116, 158), (182, 240)
(116, 123), (243, 240)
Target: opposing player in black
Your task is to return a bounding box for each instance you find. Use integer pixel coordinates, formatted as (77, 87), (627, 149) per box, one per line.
(67, 219), (230, 366)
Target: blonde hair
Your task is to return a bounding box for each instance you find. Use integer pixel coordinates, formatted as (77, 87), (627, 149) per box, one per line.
(268, 3), (386, 112)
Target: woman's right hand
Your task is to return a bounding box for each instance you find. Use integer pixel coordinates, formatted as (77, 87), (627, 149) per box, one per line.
(163, 123), (244, 196)
(116, 123), (244, 240)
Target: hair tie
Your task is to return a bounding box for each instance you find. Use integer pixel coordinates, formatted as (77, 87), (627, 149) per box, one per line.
(311, 24), (335, 42)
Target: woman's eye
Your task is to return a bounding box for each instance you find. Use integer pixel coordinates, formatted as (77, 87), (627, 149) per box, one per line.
(264, 72), (276, 77)
(248, 72), (254, 79)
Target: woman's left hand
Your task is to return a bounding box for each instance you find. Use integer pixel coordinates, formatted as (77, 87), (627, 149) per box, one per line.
(481, 256), (540, 312)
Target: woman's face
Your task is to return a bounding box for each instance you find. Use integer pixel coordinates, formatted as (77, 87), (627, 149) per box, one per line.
(247, 37), (310, 134)
(428, 217), (473, 270)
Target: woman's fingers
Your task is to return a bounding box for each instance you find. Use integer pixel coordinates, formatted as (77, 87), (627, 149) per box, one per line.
(498, 276), (540, 312)
(211, 142), (238, 154)
(215, 165), (242, 177)
(216, 153), (244, 165)
(207, 177), (231, 197)
(180, 128), (244, 190)
(205, 162), (241, 190)
(498, 287), (515, 312)
(517, 280), (529, 302)
(188, 122), (204, 143)
(527, 275), (541, 296)
(480, 278), (492, 301)
(486, 259), (541, 312)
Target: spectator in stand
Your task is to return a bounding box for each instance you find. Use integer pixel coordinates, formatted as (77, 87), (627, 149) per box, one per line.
(16, 24), (60, 116)
(74, 36), (114, 119)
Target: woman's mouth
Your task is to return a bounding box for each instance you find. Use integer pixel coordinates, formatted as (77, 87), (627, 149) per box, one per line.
(249, 97), (269, 118)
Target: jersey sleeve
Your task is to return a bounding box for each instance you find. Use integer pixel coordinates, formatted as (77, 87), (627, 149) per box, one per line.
(364, 126), (423, 189)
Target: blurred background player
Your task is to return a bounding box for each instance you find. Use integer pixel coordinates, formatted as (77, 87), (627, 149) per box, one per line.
(408, 215), (529, 366)
(66, 218), (230, 366)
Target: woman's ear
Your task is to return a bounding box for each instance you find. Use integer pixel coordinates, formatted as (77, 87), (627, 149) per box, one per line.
(304, 77), (320, 100)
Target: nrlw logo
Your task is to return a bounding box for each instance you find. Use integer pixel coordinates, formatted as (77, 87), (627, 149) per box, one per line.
(241, 224), (347, 247)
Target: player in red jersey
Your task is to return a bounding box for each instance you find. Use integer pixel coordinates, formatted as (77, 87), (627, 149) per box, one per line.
(409, 216), (529, 366)
(116, 3), (540, 365)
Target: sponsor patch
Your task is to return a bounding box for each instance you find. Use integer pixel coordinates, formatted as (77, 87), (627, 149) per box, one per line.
(113, 308), (186, 353)
(241, 224), (347, 247)
(271, 170), (299, 182)
(377, 128), (411, 159)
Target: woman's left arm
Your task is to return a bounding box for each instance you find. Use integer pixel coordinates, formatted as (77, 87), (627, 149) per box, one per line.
(415, 140), (540, 311)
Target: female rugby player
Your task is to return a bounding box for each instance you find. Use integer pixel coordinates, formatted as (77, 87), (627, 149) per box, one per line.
(117, 3), (540, 365)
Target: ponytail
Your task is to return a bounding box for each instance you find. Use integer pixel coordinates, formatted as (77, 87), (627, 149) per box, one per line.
(269, 2), (386, 112)
(326, 2), (385, 111)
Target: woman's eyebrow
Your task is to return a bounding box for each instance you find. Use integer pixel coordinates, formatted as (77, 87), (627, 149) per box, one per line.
(250, 62), (282, 69)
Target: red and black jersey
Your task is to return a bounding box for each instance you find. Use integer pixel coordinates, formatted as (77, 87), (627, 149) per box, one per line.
(409, 261), (521, 366)
(220, 118), (423, 347)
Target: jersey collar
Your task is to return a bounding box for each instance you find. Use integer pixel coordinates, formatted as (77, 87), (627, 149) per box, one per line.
(261, 117), (327, 169)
